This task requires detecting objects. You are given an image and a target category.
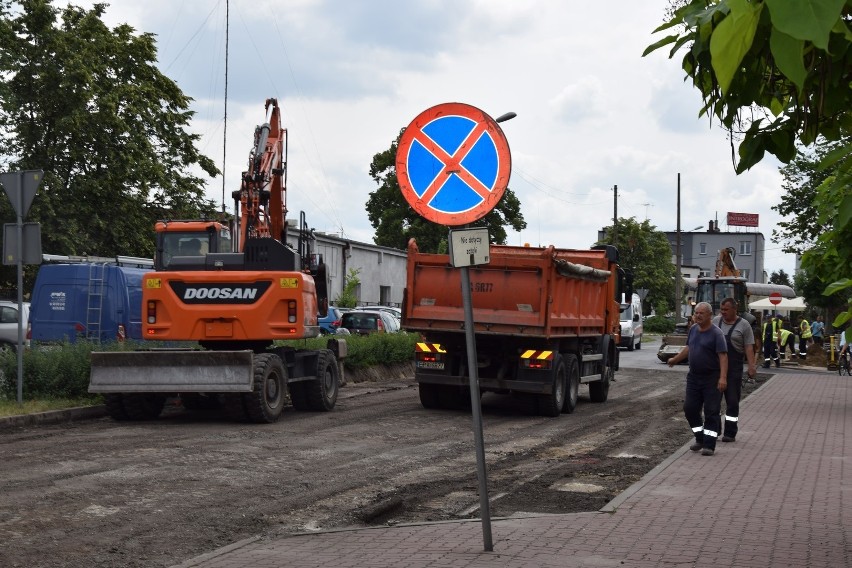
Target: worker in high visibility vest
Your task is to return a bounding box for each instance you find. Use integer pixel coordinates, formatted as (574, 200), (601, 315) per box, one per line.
(799, 317), (812, 359)
(778, 325), (797, 362)
(762, 314), (780, 368)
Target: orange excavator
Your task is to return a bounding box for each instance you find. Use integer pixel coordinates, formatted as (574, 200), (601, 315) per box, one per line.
(89, 98), (345, 423)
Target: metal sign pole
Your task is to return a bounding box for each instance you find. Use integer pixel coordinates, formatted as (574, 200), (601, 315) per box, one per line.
(16, 176), (24, 405)
(459, 264), (492, 551)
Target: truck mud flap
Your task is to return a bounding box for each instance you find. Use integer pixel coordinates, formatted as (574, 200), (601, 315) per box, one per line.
(89, 350), (255, 393)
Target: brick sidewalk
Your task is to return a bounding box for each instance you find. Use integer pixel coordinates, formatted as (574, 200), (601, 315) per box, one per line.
(173, 371), (851, 568)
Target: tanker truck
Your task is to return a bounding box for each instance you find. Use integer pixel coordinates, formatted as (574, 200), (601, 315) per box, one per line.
(403, 239), (627, 417)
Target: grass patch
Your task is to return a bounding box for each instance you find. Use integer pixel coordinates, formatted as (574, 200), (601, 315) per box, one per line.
(1, 333), (420, 412)
(0, 397), (102, 417)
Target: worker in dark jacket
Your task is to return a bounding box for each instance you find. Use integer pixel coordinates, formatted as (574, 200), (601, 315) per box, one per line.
(668, 302), (728, 456)
(712, 298), (756, 443)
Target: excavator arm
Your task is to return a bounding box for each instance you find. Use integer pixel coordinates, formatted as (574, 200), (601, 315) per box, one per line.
(715, 247), (740, 277)
(237, 97), (287, 247)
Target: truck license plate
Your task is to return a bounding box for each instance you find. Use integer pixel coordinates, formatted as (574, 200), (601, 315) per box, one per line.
(417, 361), (445, 370)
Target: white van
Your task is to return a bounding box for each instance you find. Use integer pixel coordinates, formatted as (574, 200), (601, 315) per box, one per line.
(620, 293), (643, 351)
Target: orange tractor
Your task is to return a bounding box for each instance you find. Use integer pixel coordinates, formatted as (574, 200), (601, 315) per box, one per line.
(89, 99), (344, 423)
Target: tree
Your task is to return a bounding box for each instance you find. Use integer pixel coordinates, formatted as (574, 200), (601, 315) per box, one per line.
(597, 217), (677, 316)
(773, 136), (848, 254)
(0, 1), (219, 293)
(646, 0), (852, 330)
(335, 268), (361, 308)
(794, 268), (850, 322)
(768, 269), (792, 288)
(366, 129), (526, 253)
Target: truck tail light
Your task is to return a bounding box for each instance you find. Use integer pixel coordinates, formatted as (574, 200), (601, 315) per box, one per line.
(117, 324), (126, 342)
(288, 300), (297, 323)
(520, 350), (554, 370)
(147, 301), (157, 324)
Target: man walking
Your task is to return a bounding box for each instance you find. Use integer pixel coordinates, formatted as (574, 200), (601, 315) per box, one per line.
(712, 298), (756, 443)
(668, 302), (728, 456)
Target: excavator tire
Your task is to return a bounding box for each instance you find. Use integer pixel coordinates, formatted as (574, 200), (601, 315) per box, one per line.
(303, 349), (339, 411)
(243, 353), (286, 423)
(104, 393), (166, 421)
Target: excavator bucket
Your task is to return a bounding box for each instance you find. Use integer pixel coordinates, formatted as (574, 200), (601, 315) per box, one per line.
(89, 350), (255, 393)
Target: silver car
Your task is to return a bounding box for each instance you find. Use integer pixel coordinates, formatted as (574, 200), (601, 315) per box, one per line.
(0, 300), (30, 353)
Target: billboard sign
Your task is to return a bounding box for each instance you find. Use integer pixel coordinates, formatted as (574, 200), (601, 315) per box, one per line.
(727, 212), (759, 227)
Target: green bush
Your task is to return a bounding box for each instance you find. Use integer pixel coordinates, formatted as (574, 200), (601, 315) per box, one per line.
(643, 316), (675, 334)
(0, 333), (420, 401)
(281, 332), (419, 369)
(0, 342), (102, 401)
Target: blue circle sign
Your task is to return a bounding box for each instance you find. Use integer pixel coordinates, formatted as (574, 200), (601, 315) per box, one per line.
(396, 102), (511, 226)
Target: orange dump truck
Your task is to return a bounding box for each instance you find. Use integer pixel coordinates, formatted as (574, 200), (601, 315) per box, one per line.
(403, 239), (628, 417)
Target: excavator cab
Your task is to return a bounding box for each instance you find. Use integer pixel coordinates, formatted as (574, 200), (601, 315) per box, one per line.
(154, 221), (233, 270)
(695, 277), (747, 315)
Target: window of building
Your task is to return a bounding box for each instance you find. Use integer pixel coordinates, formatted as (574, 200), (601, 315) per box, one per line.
(739, 241), (752, 255)
(699, 242), (707, 255)
(740, 269), (750, 280)
(699, 270), (711, 277)
(380, 286), (391, 305)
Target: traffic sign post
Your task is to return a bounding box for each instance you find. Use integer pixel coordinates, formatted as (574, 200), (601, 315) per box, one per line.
(396, 103), (513, 552)
(769, 292), (782, 305)
(0, 169), (44, 404)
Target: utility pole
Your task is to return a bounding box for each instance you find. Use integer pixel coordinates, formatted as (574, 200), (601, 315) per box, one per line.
(675, 174), (682, 325)
(613, 184), (618, 245)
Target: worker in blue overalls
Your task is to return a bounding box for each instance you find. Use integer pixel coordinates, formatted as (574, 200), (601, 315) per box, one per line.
(713, 297), (757, 442)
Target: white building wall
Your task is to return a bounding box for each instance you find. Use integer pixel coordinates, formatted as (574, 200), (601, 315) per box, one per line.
(286, 228), (407, 307)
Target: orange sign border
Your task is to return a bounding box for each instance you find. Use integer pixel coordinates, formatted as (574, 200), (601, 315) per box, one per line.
(395, 102), (511, 226)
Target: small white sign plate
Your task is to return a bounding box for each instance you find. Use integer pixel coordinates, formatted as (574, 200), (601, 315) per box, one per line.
(449, 227), (490, 268)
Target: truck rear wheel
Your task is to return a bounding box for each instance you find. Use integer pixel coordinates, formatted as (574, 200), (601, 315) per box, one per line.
(539, 355), (567, 417)
(590, 343), (614, 403)
(303, 349), (339, 411)
(589, 363), (612, 403)
(561, 354), (580, 414)
(243, 353), (286, 423)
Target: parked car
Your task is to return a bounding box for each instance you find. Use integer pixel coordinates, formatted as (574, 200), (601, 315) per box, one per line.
(0, 300), (31, 353)
(619, 293), (643, 351)
(340, 310), (399, 335)
(317, 306), (344, 335)
(353, 305), (401, 322)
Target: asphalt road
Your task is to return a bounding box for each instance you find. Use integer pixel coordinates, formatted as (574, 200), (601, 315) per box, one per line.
(0, 339), (738, 568)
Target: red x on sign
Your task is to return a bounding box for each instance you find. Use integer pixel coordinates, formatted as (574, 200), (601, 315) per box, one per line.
(396, 103), (511, 226)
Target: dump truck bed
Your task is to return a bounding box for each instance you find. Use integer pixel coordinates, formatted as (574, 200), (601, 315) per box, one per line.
(403, 242), (619, 339)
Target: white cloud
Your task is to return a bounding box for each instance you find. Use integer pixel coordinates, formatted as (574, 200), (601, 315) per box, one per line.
(70, 0), (798, 275)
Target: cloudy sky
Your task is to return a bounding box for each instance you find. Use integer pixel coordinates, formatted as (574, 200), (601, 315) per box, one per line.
(78, 0), (796, 276)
